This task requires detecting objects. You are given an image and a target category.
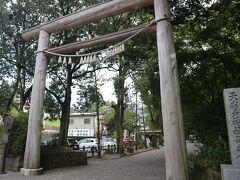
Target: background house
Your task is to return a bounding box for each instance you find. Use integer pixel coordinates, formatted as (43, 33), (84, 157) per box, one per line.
(68, 112), (104, 138)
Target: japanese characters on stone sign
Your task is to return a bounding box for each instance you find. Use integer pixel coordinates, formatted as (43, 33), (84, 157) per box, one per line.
(224, 88), (240, 167)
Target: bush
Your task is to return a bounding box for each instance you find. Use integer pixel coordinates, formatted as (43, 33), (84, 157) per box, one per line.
(126, 146), (134, 153)
(41, 146), (87, 169)
(190, 136), (230, 172)
(8, 111), (28, 158)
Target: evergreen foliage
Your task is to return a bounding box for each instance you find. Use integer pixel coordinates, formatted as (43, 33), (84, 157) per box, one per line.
(8, 110), (28, 158)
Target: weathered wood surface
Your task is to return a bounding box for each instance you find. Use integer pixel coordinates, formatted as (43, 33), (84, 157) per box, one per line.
(48, 24), (156, 54)
(23, 30), (49, 170)
(22, 0), (154, 41)
(154, 0), (189, 179)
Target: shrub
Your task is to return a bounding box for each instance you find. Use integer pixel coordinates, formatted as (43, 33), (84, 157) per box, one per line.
(190, 136), (230, 172)
(8, 111), (28, 158)
(41, 146), (87, 169)
(126, 146), (134, 153)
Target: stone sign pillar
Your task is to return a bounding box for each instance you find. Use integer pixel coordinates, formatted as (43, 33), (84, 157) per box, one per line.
(20, 30), (49, 176)
(0, 115), (15, 174)
(221, 88), (240, 180)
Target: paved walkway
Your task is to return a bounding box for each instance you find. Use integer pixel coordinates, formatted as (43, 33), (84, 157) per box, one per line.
(0, 143), (197, 180)
(0, 148), (164, 180)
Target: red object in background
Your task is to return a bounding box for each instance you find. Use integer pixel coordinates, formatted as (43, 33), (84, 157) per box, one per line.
(123, 138), (134, 146)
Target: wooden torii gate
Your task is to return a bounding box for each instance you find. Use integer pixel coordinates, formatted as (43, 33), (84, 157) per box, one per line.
(20, 0), (189, 179)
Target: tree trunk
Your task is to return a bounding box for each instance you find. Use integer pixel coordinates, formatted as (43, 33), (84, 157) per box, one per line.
(116, 101), (124, 153)
(119, 95), (124, 153)
(6, 68), (21, 111)
(115, 57), (126, 154)
(93, 66), (101, 158)
(19, 86), (32, 111)
(58, 66), (72, 146)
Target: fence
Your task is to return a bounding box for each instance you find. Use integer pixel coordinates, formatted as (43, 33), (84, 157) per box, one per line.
(79, 144), (117, 156)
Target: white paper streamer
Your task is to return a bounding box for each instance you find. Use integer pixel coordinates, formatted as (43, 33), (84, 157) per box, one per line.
(63, 57), (67, 64)
(58, 56), (62, 63)
(68, 57), (72, 64)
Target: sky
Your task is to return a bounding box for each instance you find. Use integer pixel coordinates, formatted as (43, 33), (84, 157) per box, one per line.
(71, 69), (118, 106)
(100, 77), (117, 103)
(71, 69), (136, 107)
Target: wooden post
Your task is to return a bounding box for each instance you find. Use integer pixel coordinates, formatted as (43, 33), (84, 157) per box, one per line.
(20, 30), (49, 176)
(154, 0), (189, 179)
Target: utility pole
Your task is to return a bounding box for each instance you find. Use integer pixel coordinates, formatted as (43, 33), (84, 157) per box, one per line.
(154, 0), (189, 179)
(142, 104), (147, 148)
(135, 91), (138, 151)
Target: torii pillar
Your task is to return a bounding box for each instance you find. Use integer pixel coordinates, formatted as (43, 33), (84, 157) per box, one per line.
(154, 0), (189, 179)
(20, 30), (49, 176)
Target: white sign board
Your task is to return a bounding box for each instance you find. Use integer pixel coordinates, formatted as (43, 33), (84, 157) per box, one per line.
(224, 88), (240, 167)
(68, 129), (94, 137)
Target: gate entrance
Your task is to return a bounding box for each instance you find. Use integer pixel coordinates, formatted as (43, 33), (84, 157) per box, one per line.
(20, 1), (188, 179)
